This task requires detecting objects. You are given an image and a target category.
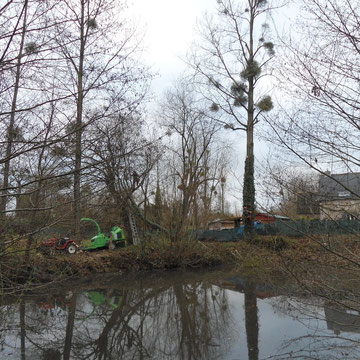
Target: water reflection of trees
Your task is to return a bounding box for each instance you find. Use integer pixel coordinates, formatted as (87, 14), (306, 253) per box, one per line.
(9, 273), (360, 360)
(74, 282), (233, 359)
(244, 282), (259, 360)
(0, 276), (234, 359)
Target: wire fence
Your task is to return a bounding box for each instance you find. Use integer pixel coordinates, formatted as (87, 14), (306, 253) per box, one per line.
(194, 219), (360, 242)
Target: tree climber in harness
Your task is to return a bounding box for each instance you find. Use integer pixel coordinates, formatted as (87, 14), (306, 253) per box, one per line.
(131, 171), (140, 192)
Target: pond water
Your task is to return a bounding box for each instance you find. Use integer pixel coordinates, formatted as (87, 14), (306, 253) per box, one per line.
(1, 268), (359, 359)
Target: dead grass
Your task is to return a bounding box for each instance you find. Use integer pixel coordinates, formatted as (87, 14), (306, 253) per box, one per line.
(1, 234), (360, 289)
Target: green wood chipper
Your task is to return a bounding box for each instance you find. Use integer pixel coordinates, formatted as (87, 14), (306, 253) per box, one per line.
(81, 218), (126, 250)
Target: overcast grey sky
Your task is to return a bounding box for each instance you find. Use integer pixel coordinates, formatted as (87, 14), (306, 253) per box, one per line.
(129, 0), (295, 93)
(130, 0), (216, 93)
(128, 0), (276, 210)
(128, 0), (297, 211)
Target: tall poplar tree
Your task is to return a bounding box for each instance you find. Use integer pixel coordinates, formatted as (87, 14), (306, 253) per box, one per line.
(190, 0), (275, 239)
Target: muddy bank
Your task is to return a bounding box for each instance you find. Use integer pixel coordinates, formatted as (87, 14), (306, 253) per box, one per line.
(4, 241), (241, 286)
(2, 235), (360, 290)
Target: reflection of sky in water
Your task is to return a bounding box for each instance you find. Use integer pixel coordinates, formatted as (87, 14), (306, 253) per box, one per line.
(225, 291), (360, 360)
(1, 272), (360, 360)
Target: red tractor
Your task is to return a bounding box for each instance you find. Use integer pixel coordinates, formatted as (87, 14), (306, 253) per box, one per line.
(38, 237), (79, 255)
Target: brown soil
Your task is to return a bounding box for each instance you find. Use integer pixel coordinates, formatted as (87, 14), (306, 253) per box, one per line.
(3, 235), (360, 289)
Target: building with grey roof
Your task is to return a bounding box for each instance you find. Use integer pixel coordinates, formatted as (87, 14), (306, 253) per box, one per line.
(318, 172), (360, 220)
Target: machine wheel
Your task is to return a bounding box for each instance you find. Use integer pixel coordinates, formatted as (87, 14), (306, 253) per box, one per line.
(66, 243), (77, 255)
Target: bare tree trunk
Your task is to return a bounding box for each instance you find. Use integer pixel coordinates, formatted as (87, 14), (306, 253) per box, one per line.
(221, 181), (225, 214)
(20, 299), (26, 360)
(63, 293), (77, 360)
(1, 1), (28, 215)
(0, 1), (29, 254)
(73, 1), (85, 242)
(24, 103), (55, 264)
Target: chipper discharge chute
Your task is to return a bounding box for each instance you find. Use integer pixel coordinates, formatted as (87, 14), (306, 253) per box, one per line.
(81, 218), (126, 250)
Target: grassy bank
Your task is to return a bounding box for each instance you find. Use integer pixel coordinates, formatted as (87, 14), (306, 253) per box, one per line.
(2, 234), (360, 290)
